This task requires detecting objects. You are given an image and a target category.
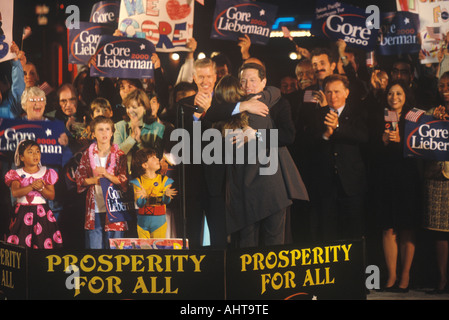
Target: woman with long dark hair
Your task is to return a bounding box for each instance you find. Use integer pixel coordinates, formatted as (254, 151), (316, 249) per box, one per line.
(375, 80), (422, 292)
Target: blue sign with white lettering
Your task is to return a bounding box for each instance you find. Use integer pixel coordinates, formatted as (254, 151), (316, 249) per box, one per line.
(210, 0), (278, 45)
(312, 0), (378, 51)
(0, 118), (65, 165)
(68, 22), (115, 65)
(90, 1), (120, 25)
(90, 35), (155, 79)
(378, 11), (420, 55)
(404, 114), (449, 161)
(100, 178), (134, 222)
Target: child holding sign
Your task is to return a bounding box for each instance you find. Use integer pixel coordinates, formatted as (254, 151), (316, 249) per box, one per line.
(75, 116), (128, 249)
(130, 148), (177, 239)
(5, 140), (62, 249)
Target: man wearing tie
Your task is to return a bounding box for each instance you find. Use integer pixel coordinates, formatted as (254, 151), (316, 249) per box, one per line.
(312, 74), (368, 242)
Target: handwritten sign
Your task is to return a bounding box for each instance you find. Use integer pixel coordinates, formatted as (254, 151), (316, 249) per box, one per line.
(417, 0), (449, 64)
(117, 0), (194, 52)
(210, 0), (278, 45)
(0, 0), (15, 63)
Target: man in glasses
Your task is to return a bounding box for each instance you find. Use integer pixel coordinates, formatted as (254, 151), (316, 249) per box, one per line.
(55, 83), (88, 143)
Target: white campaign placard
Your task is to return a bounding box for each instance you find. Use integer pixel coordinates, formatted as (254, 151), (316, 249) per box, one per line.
(0, 0), (15, 63)
(117, 0), (194, 53)
(418, 0), (449, 64)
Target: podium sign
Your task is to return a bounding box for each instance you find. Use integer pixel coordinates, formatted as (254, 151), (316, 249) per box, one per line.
(226, 239), (366, 300)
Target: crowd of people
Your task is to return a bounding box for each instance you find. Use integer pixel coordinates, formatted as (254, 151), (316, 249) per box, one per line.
(0, 31), (449, 293)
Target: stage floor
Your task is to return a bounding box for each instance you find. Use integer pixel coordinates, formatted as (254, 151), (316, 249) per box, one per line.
(367, 288), (449, 300)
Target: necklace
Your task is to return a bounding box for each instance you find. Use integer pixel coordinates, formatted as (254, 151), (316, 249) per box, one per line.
(88, 142), (118, 175)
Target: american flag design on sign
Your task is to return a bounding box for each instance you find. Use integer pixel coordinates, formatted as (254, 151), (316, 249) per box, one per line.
(405, 108), (425, 122)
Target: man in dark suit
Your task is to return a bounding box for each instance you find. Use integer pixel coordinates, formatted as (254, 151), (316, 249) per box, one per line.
(175, 58), (220, 249)
(177, 58), (269, 249)
(312, 74), (368, 242)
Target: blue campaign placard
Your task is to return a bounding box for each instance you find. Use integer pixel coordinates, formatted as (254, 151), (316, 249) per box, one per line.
(378, 11), (420, 56)
(312, 0), (378, 51)
(90, 35), (155, 79)
(68, 22), (115, 65)
(0, 118), (66, 165)
(90, 0), (120, 25)
(100, 178), (134, 222)
(404, 114), (449, 161)
(210, 0), (278, 45)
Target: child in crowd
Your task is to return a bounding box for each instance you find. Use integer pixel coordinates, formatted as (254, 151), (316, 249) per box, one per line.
(130, 148), (177, 239)
(75, 116), (128, 249)
(80, 97), (113, 141)
(5, 140), (62, 249)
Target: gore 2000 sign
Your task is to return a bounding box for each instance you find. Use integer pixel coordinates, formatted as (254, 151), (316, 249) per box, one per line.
(325, 14), (372, 47)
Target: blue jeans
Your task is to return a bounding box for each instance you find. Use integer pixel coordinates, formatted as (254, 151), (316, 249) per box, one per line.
(85, 212), (124, 249)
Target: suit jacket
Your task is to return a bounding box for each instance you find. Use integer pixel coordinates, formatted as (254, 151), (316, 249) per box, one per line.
(313, 102), (368, 197)
(202, 87), (309, 233)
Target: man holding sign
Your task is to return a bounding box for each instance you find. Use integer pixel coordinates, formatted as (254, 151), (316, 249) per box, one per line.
(75, 116), (129, 249)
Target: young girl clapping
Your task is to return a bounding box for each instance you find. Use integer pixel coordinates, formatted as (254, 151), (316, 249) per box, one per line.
(5, 140), (62, 249)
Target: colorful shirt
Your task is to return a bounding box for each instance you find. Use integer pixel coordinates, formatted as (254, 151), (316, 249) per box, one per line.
(75, 143), (128, 231)
(5, 166), (58, 204)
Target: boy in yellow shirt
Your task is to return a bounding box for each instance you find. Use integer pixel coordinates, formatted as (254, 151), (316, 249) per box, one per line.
(130, 148), (177, 238)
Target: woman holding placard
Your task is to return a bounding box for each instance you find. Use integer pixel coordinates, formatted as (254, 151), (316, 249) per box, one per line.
(375, 80), (421, 293)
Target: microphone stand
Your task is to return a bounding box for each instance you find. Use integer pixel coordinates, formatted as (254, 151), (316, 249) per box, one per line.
(176, 102), (203, 250)
(176, 103), (188, 250)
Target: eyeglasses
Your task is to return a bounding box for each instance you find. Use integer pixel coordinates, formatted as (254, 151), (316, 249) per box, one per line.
(28, 97), (45, 102)
(60, 97), (76, 105)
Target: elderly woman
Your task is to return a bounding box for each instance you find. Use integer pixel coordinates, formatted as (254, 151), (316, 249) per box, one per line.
(21, 86), (69, 146)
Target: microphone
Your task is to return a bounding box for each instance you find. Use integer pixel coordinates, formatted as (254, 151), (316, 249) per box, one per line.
(178, 102), (204, 113)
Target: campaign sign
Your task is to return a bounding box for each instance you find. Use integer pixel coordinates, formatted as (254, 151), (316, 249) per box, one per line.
(0, 0), (15, 63)
(118, 0), (194, 52)
(90, 35), (155, 79)
(27, 249), (225, 300)
(312, 0), (378, 51)
(100, 177), (134, 223)
(0, 241), (27, 300)
(210, 0), (278, 45)
(404, 114), (449, 161)
(378, 11), (420, 56)
(417, 1), (449, 64)
(0, 118), (65, 165)
(226, 239), (366, 300)
(68, 22), (115, 65)
(90, 0), (120, 25)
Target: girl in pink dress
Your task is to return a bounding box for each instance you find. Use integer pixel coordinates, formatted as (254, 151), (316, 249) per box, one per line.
(5, 140), (62, 249)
